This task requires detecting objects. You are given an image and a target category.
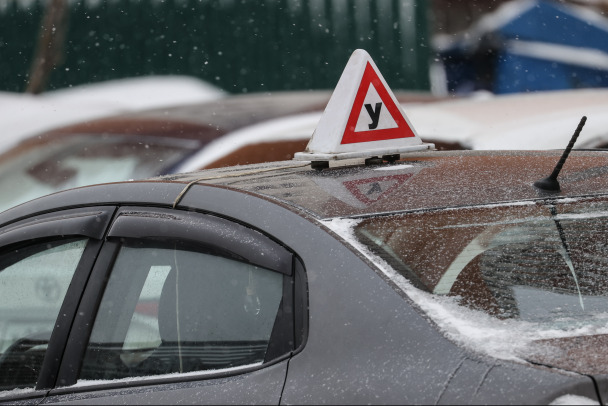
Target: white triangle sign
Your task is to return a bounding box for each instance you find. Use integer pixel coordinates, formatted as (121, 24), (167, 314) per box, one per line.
(294, 49), (433, 163)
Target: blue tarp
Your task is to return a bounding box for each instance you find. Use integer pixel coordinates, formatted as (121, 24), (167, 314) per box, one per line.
(438, 0), (608, 94)
(494, 52), (608, 93)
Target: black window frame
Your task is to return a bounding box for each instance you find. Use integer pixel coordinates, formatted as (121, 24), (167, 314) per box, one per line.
(0, 206), (115, 394)
(55, 206), (307, 391)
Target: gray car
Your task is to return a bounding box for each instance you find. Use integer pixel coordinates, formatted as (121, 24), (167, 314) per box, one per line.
(0, 148), (608, 404)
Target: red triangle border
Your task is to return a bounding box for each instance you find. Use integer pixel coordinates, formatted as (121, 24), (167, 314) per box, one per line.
(341, 62), (416, 145)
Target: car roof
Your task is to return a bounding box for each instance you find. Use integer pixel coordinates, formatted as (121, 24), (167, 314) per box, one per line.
(407, 88), (608, 149)
(163, 150), (608, 219)
(0, 76), (224, 154)
(10, 90), (441, 170)
(45, 90), (333, 137)
(42, 90), (438, 138)
(5, 149), (608, 223)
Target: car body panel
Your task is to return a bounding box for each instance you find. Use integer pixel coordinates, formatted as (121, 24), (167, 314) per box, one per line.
(0, 390), (48, 405)
(166, 168), (595, 403)
(172, 151), (608, 404)
(41, 361), (288, 405)
(440, 359), (598, 405)
(9, 179), (470, 404)
(179, 184), (468, 404)
(0, 150), (606, 404)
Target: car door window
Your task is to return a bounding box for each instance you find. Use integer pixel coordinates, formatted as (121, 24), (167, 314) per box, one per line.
(79, 238), (286, 381)
(0, 238), (88, 391)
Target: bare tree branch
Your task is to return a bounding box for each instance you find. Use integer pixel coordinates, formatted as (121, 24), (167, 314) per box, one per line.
(25, 0), (69, 94)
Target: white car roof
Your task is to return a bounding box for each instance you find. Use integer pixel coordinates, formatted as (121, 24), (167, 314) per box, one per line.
(406, 88), (608, 149)
(0, 76), (224, 154)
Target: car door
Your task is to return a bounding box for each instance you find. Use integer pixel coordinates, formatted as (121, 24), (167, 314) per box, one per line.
(0, 207), (115, 405)
(42, 207), (305, 405)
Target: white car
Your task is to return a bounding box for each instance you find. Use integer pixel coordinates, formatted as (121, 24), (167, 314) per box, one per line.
(0, 76), (224, 154)
(406, 88), (608, 150)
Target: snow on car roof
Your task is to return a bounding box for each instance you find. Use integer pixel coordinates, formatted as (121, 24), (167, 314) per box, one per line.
(0, 76), (224, 154)
(407, 88), (608, 149)
(170, 150), (608, 219)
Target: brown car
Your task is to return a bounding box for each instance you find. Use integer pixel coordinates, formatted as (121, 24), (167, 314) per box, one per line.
(0, 90), (440, 212)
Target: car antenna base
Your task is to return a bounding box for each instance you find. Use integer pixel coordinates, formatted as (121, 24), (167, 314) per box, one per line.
(533, 116), (587, 192)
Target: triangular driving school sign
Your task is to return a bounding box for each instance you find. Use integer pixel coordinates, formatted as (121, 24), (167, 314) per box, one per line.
(341, 62), (416, 144)
(294, 49), (433, 163)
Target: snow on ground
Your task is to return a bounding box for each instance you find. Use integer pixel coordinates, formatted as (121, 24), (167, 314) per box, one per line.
(0, 387), (34, 398)
(0, 75), (224, 153)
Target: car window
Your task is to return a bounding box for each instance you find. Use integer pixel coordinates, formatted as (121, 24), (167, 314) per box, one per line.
(79, 240), (284, 381)
(354, 198), (608, 327)
(0, 238), (88, 391)
(0, 135), (200, 212)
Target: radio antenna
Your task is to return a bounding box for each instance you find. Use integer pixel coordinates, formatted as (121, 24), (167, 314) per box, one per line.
(533, 116), (587, 192)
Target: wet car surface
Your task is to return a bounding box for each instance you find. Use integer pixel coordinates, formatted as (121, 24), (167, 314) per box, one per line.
(0, 90), (440, 212)
(2, 45), (607, 404)
(1, 149), (608, 404)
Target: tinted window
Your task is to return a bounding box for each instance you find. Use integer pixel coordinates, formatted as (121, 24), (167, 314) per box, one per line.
(355, 199), (608, 327)
(0, 238), (88, 391)
(79, 240), (284, 381)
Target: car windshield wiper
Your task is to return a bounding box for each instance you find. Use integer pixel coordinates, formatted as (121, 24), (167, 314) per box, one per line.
(548, 203), (585, 310)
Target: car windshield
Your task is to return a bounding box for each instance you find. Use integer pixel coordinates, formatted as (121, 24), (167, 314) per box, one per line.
(332, 197), (608, 358)
(0, 134), (200, 211)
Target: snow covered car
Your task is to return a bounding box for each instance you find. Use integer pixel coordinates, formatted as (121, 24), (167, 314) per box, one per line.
(0, 76), (225, 154)
(0, 90), (328, 212)
(0, 90), (438, 213)
(1, 50), (607, 404)
(406, 87), (608, 150)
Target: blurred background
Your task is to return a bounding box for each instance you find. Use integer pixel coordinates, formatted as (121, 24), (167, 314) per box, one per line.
(2, 0), (608, 212)
(2, 0), (607, 96)
(2, 0), (431, 94)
